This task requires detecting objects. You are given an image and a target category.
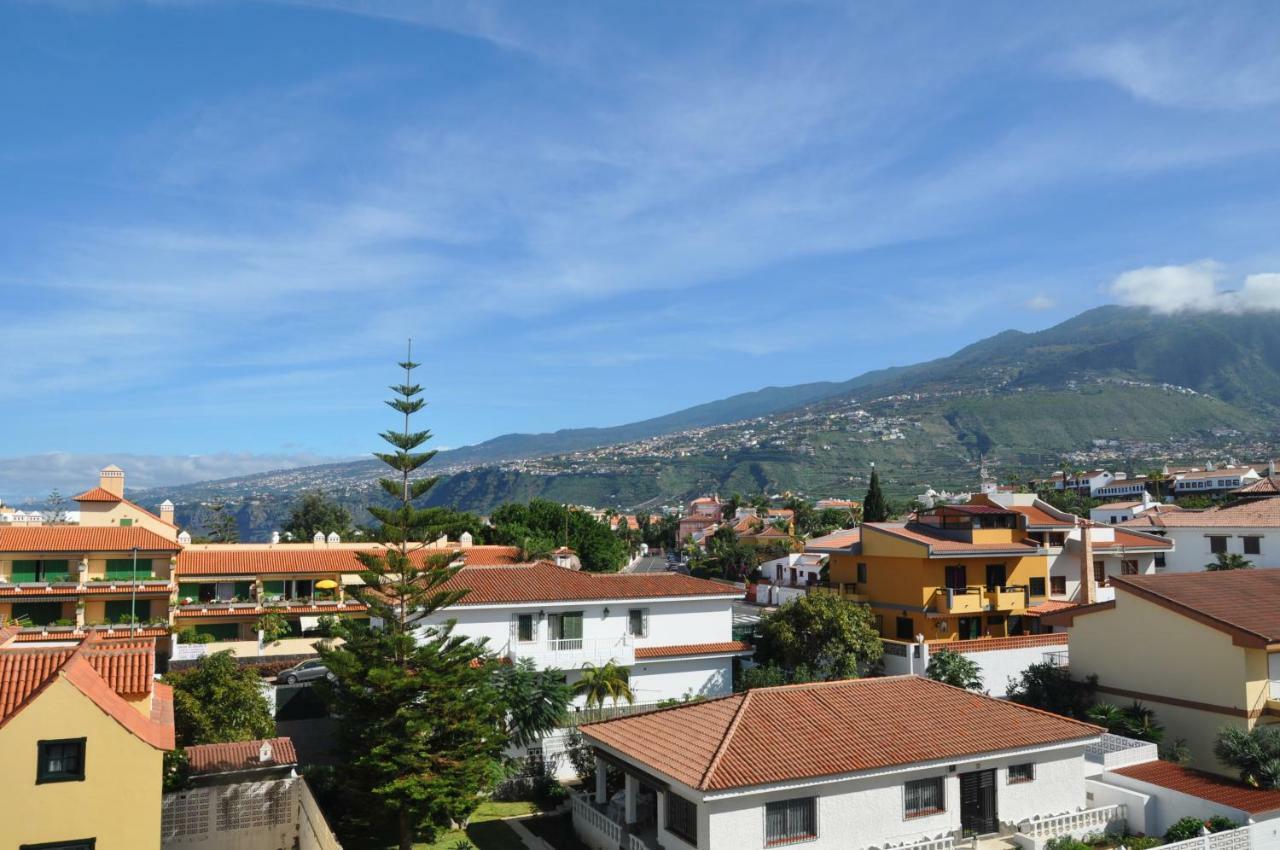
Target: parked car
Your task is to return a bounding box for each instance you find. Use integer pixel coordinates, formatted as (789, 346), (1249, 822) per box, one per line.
(276, 658), (333, 685)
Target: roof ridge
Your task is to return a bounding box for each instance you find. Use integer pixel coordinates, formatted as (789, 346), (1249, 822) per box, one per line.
(700, 689), (754, 790)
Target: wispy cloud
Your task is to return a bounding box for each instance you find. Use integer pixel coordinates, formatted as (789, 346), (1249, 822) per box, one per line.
(1109, 261), (1280, 314)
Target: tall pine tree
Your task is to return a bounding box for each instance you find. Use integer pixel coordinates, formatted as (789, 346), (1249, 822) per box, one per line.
(317, 346), (505, 850)
(862, 466), (890, 523)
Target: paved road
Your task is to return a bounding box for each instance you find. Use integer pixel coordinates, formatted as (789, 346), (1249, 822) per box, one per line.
(624, 555), (671, 574)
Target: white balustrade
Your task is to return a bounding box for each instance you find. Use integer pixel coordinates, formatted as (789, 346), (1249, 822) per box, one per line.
(1018, 804), (1126, 840)
(511, 635), (634, 667)
(629, 833), (651, 850)
(873, 836), (955, 850)
(571, 791), (623, 847)
(1160, 825), (1251, 850)
(1084, 734), (1160, 769)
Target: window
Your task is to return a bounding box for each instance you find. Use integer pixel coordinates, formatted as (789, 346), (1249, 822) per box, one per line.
(856, 562), (867, 584)
(896, 616), (914, 640)
(944, 565), (967, 590)
(1048, 532), (1066, 547)
(37, 738), (85, 784)
(549, 611), (583, 646)
(515, 614), (535, 643)
(765, 797), (817, 846)
(1210, 536), (1228, 555)
(1050, 576), (1067, 595)
(1092, 560), (1107, 587)
(1008, 763), (1035, 784)
(1121, 560), (1139, 576)
(873, 614), (884, 636)
(666, 791), (697, 843)
(1154, 553), (1166, 569)
(20, 842), (96, 850)
(628, 608), (648, 638)
(118, 518), (133, 527)
(985, 564), (1006, 592)
(904, 777), (945, 818)
(1028, 577), (1046, 597)
(1244, 536), (1262, 556)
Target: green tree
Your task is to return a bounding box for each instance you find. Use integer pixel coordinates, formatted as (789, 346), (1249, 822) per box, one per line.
(925, 648), (984, 691)
(573, 661), (634, 708)
(44, 489), (68, 524)
(316, 350), (506, 850)
(165, 651), (274, 746)
(1214, 725), (1280, 789)
(862, 468), (890, 523)
(206, 502), (240, 543)
(1006, 662), (1097, 719)
(1207, 552), (1254, 571)
(1087, 701), (1164, 743)
(256, 611), (291, 645)
(283, 491), (353, 540)
(492, 658), (572, 750)
(754, 594), (883, 680)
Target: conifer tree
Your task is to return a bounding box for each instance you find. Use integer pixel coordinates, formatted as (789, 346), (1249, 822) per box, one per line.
(862, 466), (890, 522)
(317, 346), (504, 850)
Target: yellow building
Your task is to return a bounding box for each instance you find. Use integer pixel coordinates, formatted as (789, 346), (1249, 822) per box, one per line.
(72, 464), (182, 539)
(824, 504), (1051, 642)
(0, 629), (174, 849)
(1044, 570), (1280, 776)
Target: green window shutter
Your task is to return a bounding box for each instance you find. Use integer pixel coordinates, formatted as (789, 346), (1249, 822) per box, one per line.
(178, 583), (202, 599)
(562, 612), (584, 640)
(118, 518), (133, 527)
(262, 580), (285, 595)
(11, 560), (39, 582)
(104, 600), (135, 623)
(105, 559), (135, 579)
(234, 581), (253, 599)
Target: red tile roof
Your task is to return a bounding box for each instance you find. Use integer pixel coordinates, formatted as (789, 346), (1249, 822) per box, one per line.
(1121, 500), (1280, 528)
(13, 627), (169, 643)
(79, 635), (156, 695)
(439, 561), (743, 606)
(804, 529), (861, 551)
(175, 544), (520, 576)
(0, 526), (180, 553)
(928, 632), (1068, 652)
(1104, 571), (1280, 647)
(186, 737), (298, 775)
(173, 602), (367, 618)
(1090, 528), (1172, 550)
(634, 641), (753, 660)
(865, 523), (1042, 555)
(1025, 600), (1080, 617)
(1113, 760), (1280, 814)
(582, 676), (1100, 791)
(0, 583), (173, 598)
(1236, 475), (1280, 497)
(73, 487), (123, 503)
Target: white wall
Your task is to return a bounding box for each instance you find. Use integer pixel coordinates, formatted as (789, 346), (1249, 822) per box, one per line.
(1094, 773), (1253, 835)
(1048, 548), (1157, 603)
(701, 748), (1089, 850)
(1085, 778), (1152, 837)
(630, 656), (733, 703)
(1162, 527), (1278, 573)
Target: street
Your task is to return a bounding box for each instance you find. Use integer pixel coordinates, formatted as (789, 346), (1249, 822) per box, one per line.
(624, 555), (670, 573)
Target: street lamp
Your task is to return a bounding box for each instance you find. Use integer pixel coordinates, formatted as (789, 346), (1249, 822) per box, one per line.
(130, 546), (138, 636)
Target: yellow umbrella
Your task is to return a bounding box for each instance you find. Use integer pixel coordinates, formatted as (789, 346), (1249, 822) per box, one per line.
(315, 579), (339, 590)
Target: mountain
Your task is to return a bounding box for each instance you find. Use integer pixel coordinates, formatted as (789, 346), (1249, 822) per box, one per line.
(138, 305), (1280, 537)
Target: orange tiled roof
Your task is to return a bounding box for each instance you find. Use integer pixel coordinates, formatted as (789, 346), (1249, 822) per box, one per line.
(1025, 600), (1080, 617)
(73, 486), (123, 503)
(186, 737), (298, 775)
(176, 543), (520, 576)
(1121, 500), (1280, 528)
(13, 627), (169, 643)
(79, 635), (155, 695)
(582, 676), (1100, 791)
(805, 528), (861, 551)
(865, 523), (1042, 555)
(1236, 475), (1280, 497)
(1094, 501), (1144, 511)
(1090, 528), (1172, 550)
(0, 583), (173, 598)
(174, 602), (367, 618)
(634, 641), (753, 659)
(0, 526), (180, 553)
(1008, 505), (1075, 527)
(1113, 760), (1280, 814)
(1104, 571), (1280, 647)
(439, 561), (742, 606)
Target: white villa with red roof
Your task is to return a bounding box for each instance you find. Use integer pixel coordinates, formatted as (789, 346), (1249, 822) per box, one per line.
(1120, 499), (1280, 572)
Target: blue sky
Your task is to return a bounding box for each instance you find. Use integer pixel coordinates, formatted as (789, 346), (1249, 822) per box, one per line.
(4, 1), (1280, 498)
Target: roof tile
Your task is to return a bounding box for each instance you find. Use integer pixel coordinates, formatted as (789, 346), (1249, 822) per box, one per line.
(186, 737), (298, 775)
(176, 544), (520, 576)
(1113, 760), (1280, 814)
(0, 526), (180, 553)
(440, 561), (742, 605)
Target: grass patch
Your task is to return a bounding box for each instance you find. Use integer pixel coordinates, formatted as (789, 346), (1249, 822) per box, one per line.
(401, 801), (538, 850)
(523, 812), (588, 850)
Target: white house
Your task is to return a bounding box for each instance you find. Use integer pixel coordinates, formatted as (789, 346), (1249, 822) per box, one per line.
(573, 676), (1278, 850)
(754, 552), (826, 605)
(1044, 470), (1114, 495)
(1089, 493), (1161, 525)
(1120, 499), (1280, 572)
(1170, 465), (1263, 496)
(1091, 475), (1150, 502)
(414, 561), (750, 769)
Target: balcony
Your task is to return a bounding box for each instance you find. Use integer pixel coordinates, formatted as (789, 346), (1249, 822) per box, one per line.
(932, 586), (984, 616)
(806, 582), (869, 603)
(986, 585), (1027, 611)
(509, 636), (634, 668)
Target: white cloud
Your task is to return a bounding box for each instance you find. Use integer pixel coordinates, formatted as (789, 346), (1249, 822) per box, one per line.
(1025, 294), (1056, 311)
(1109, 261), (1280, 314)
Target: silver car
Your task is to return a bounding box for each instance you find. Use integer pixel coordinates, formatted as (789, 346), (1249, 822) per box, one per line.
(276, 658), (332, 685)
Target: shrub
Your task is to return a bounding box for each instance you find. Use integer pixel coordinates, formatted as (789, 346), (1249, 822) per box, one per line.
(1164, 815), (1233, 842)
(1045, 837), (1090, 850)
(1123, 836), (1163, 850)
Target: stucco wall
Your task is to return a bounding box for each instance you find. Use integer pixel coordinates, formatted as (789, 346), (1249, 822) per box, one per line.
(630, 656), (733, 702)
(1163, 527), (1280, 573)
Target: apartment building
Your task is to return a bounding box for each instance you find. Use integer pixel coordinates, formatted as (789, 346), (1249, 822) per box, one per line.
(1121, 499), (1280, 571)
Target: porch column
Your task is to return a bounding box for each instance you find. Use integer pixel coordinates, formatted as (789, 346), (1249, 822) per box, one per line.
(624, 773), (639, 824)
(595, 756), (608, 804)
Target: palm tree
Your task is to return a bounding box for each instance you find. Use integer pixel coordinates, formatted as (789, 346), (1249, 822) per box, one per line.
(1148, 470), (1167, 502)
(1215, 726), (1280, 788)
(573, 661), (635, 709)
(493, 659), (571, 750)
(520, 536), (557, 562)
(1206, 553), (1254, 571)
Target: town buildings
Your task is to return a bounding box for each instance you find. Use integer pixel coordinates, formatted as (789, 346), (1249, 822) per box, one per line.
(0, 629), (174, 849)
(1120, 500), (1280, 572)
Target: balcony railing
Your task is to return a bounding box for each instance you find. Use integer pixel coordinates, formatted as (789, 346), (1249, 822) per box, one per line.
(509, 635), (634, 668)
(807, 582), (869, 602)
(986, 585), (1028, 611)
(1018, 804), (1126, 841)
(1085, 734), (1159, 770)
(571, 792), (623, 847)
(933, 586), (984, 615)
(563, 700), (667, 727)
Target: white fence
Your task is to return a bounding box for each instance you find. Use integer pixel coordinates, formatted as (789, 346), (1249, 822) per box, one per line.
(512, 636), (634, 668)
(571, 791), (624, 850)
(880, 635), (1070, 697)
(875, 836), (955, 850)
(1161, 826), (1252, 850)
(1085, 734), (1160, 770)
(162, 776), (342, 850)
(1015, 804), (1127, 849)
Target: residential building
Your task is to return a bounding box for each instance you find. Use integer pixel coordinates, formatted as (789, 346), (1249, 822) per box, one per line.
(823, 504), (1052, 642)
(73, 465), (183, 539)
(814, 498), (860, 512)
(1089, 494), (1160, 525)
(1170, 465), (1263, 496)
(1044, 570), (1280, 776)
(1120, 500), (1280, 571)
(1043, 469), (1115, 495)
(1091, 475), (1151, 501)
(0, 629), (174, 849)
(573, 675), (1280, 850)
(754, 552), (826, 605)
(414, 561), (751, 739)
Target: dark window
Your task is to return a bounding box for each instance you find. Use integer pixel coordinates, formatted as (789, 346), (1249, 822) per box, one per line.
(856, 562), (867, 584)
(37, 738), (85, 784)
(904, 777), (945, 818)
(1121, 560), (1139, 576)
(20, 842), (96, 850)
(1244, 536), (1262, 556)
(985, 564), (1006, 591)
(516, 614), (534, 642)
(628, 608), (647, 638)
(1008, 615), (1025, 636)
(944, 565), (967, 590)
(873, 614), (884, 635)
(765, 797), (817, 845)
(1050, 576), (1067, 595)
(1048, 532), (1066, 547)
(1154, 553), (1166, 569)
(1028, 577), (1046, 597)
(896, 616), (914, 641)
(1008, 763), (1035, 784)
(1210, 536), (1228, 555)
(666, 791), (697, 843)
(1093, 561), (1107, 587)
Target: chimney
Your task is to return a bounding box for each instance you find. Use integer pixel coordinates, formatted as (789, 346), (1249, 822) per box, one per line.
(313, 532), (325, 545)
(271, 531), (280, 545)
(326, 532), (340, 544)
(1077, 519), (1095, 605)
(100, 465), (125, 498)
(159, 500), (175, 526)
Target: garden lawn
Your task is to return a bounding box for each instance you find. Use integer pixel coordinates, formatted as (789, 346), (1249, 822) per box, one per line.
(409, 801), (537, 850)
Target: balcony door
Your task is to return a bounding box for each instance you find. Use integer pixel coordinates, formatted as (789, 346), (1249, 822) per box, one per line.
(548, 611), (583, 649)
(944, 565), (967, 590)
(960, 768), (997, 836)
(985, 564), (1005, 592)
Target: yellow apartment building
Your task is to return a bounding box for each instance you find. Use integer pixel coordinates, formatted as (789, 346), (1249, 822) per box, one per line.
(1044, 570), (1280, 777)
(0, 630), (174, 849)
(824, 504), (1052, 641)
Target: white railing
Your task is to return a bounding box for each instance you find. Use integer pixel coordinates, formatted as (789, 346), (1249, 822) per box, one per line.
(1043, 650), (1069, 668)
(511, 635), (634, 667)
(1162, 825), (1251, 850)
(876, 836), (955, 850)
(1085, 734), (1159, 769)
(571, 791), (623, 847)
(1018, 804), (1126, 840)
(630, 833), (652, 850)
